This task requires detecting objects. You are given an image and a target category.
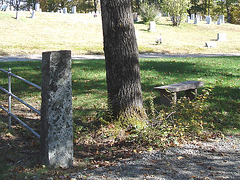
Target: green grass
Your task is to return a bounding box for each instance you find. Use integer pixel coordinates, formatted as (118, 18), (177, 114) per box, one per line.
(0, 57), (239, 134)
(0, 11), (240, 55)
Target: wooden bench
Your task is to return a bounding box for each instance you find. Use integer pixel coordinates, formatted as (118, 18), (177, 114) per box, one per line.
(154, 81), (204, 106)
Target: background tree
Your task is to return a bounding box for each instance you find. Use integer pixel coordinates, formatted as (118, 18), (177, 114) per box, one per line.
(162, 0), (191, 26)
(139, 2), (159, 22)
(225, 0), (238, 23)
(189, 0), (204, 15)
(100, 0), (147, 127)
(230, 0), (240, 24)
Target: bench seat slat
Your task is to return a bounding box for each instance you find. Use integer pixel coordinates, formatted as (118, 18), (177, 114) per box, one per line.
(154, 81), (204, 92)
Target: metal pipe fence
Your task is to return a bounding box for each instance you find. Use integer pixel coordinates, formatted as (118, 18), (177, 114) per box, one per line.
(0, 68), (41, 139)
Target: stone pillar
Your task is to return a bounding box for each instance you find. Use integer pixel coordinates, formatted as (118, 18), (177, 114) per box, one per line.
(41, 50), (73, 168)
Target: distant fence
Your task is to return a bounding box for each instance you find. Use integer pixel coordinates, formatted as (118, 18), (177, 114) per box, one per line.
(0, 68), (41, 139)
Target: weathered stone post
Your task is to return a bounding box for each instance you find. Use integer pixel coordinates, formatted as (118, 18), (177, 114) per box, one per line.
(40, 50), (73, 168)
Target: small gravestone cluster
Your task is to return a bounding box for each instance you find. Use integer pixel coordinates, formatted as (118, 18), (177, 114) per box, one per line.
(186, 14), (203, 24)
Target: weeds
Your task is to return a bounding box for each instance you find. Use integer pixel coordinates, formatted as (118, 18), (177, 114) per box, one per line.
(90, 88), (224, 150)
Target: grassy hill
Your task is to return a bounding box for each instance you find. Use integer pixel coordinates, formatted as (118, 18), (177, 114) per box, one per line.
(0, 11), (240, 56)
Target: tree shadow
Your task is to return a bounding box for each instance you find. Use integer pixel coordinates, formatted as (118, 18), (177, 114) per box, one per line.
(73, 138), (240, 179)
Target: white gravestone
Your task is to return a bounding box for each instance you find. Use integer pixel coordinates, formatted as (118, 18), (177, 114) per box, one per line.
(217, 33), (227, 41)
(217, 19), (221, 25)
(186, 16), (190, 23)
(149, 21), (156, 32)
(219, 15), (225, 23)
(194, 18), (199, 24)
(206, 16), (212, 24)
(31, 10), (35, 18)
(35, 3), (40, 11)
(191, 14), (195, 20)
(72, 6), (76, 13)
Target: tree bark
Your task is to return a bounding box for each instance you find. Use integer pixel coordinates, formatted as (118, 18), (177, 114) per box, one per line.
(100, 0), (146, 124)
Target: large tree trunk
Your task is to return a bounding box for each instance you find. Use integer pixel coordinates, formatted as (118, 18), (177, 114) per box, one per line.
(100, 0), (147, 125)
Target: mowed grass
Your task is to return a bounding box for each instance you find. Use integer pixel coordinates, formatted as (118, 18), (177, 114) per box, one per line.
(0, 56), (239, 134)
(0, 11), (240, 56)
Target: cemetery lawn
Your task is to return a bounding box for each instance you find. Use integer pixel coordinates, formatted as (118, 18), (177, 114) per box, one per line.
(0, 11), (240, 56)
(0, 56), (239, 178)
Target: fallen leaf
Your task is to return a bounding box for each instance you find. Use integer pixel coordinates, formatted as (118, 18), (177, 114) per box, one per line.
(5, 132), (13, 138)
(177, 156), (184, 160)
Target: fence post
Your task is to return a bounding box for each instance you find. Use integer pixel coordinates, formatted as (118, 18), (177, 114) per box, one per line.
(8, 68), (12, 129)
(40, 50), (73, 168)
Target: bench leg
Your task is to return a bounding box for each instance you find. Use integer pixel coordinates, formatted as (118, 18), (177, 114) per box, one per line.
(159, 90), (177, 106)
(185, 89), (197, 100)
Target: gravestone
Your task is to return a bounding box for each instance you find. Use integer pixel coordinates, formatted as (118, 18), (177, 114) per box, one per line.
(217, 33), (227, 41)
(41, 50), (73, 168)
(219, 15), (224, 23)
(196, 14), (200, 21)
(35, 3), (40, 11)
(63, 7), (67, 14)
(191, 14), (195, 20)
(72, 6), (76, 13)
(194, 18), (199, 24)
(31, 10), (35, 18)
(217, 19), (221, 25)
(149, 21), (156, 32)
(206, 16), (212, 24)
(186, 16), (190, 23)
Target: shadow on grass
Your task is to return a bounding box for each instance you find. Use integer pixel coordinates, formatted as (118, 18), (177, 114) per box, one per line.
(0, 57), (239, 133)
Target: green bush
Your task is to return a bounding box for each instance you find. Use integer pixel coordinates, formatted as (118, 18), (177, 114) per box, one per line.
(127, 88), (223, 148)
(139, 3), (159, 22)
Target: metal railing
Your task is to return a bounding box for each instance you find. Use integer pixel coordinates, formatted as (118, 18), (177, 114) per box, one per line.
(0, 68), (41, 139)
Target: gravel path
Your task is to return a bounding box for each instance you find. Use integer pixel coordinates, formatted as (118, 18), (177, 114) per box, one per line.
(70, 136), (240, 180)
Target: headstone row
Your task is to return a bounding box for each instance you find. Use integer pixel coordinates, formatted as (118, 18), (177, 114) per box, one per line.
(186, 14), (225, 25)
